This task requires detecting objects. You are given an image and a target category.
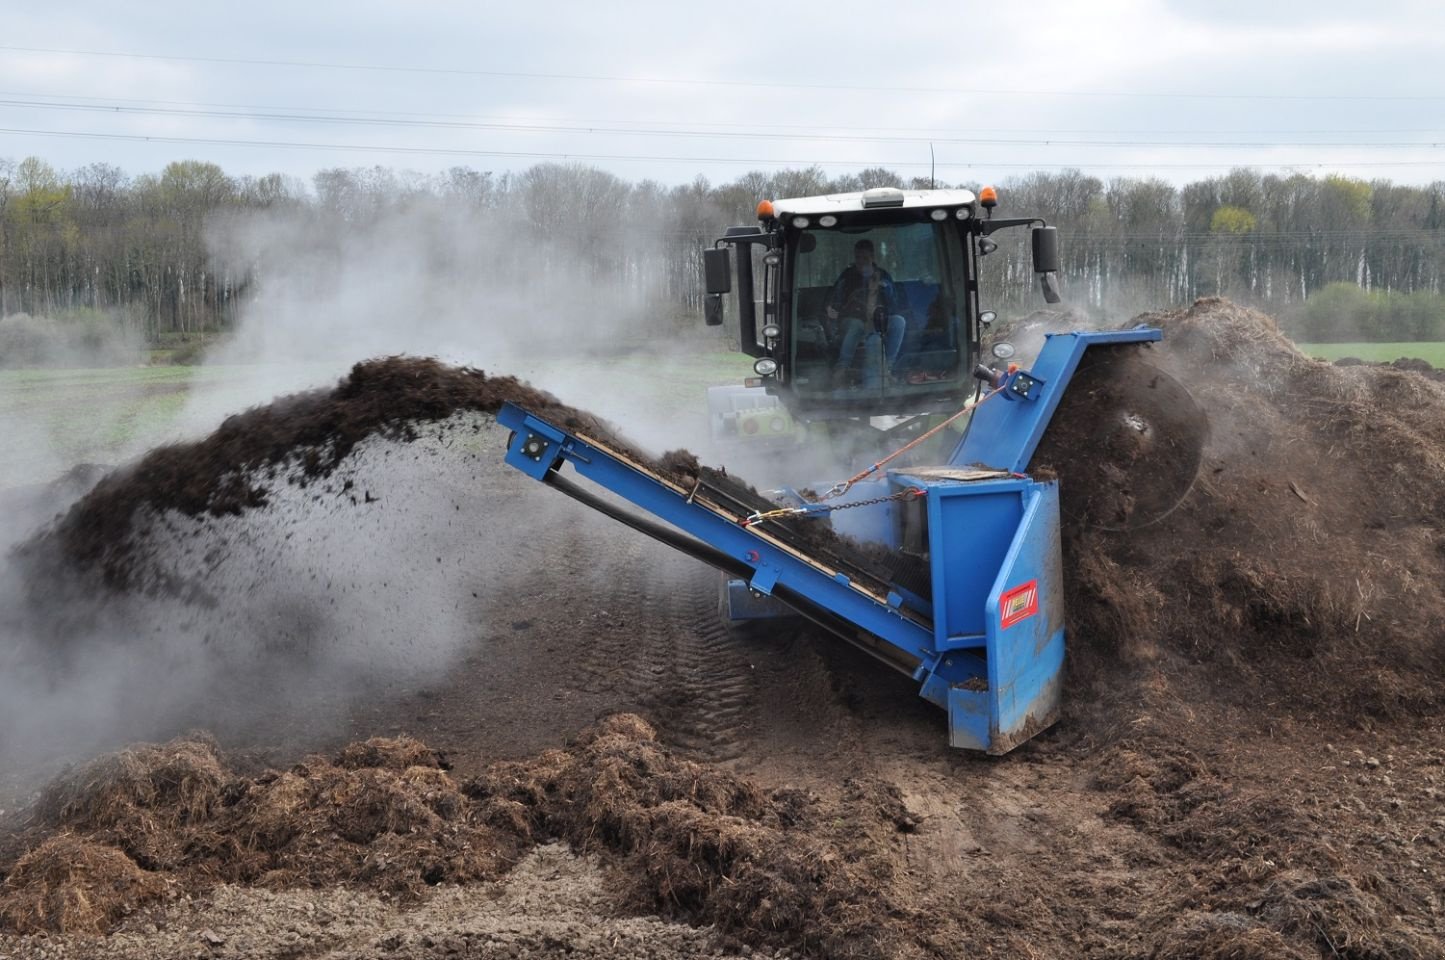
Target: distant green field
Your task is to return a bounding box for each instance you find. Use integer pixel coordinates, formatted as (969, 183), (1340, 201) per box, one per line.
(510, 351), (755, 412)
(1296, 342), (1445, 365)
(0, 365), (249, 488)
(0, 351), (755, 489)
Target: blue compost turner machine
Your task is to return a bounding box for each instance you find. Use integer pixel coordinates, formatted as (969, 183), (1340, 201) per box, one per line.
(499, 327), (1175, 754)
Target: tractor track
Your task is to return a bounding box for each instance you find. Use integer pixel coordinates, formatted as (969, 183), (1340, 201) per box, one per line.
(567, 535), (653, 701)
(529, 508), (763, 762)
(641, 563), (759, 762)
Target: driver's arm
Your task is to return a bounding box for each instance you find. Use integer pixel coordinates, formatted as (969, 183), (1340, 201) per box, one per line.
(825, 270), (847, 320)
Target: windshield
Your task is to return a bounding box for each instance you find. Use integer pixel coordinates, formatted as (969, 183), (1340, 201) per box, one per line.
(788, 221), (969, 406)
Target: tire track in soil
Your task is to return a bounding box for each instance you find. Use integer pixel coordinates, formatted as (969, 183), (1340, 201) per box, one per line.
(545, 528), (759, 762)
(640, 563), (759, 762)
(567, 534), (652, 700)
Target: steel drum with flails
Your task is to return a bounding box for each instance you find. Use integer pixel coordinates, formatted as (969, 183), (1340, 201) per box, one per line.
(1031, 346), (1207, 531)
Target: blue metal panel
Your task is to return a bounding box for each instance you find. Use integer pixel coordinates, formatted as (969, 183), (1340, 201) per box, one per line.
(888, 477), (1062, 752)
(952, 328), (1161, 472)
(983, 483), (1066, 753)
(948, 686), (991, 751)
(921, 479), (1025, 646)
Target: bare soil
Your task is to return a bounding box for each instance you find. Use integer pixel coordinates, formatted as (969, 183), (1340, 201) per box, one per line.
(1, 299), (1443, 958)
(1, 843), (751, 960)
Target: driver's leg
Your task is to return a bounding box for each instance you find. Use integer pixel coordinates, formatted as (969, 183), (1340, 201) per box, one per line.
(884, 314), (908, 366)
(836, 316), (865, 370)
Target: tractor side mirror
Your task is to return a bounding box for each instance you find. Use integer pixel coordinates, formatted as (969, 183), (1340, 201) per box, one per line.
(703, 247), (732, 295)
(1032, 226), (1062, 304)
(1031, 226), (1059, 274)
(704, 295), (725, 327)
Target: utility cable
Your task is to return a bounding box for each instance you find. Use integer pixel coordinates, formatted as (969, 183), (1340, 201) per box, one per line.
(6, 88), (1442, 139)
(1, 44), (1443, 102)
(2, 126), (1443, 171)
(1, 97), (1442, 149)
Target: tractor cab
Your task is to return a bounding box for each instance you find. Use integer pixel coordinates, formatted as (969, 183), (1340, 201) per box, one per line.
(704, 187), (1061, 419)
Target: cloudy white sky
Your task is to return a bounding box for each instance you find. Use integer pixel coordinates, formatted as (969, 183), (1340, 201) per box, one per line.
(1, 0), (1443, 188)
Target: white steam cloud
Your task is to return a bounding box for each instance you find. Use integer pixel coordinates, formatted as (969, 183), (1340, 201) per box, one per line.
(0, 184), (713, 793)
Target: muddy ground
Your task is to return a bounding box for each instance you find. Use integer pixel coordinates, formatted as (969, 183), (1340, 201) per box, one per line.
(1, 299), (1442, 959)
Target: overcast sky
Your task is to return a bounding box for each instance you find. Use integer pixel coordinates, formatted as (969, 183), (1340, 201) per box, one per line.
(2, 0), (1443, 189)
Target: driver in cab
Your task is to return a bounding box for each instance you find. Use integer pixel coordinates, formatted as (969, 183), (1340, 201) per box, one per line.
(825, 238), (907, 382)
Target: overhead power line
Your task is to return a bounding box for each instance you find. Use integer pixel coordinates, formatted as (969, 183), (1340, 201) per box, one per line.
(6, 89), (1444, 140)
(1, 44), (1443, 102)
(2, 126), (1443, 171)
(2, 97), (1442, 150)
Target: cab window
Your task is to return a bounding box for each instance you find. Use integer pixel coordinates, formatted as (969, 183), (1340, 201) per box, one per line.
(789, 221), (967, 403)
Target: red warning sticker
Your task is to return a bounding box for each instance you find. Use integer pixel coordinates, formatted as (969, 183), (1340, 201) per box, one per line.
(1000, 580), (1039, 629)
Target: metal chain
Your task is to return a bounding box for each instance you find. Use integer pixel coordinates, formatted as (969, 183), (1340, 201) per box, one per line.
(825, 486), (926, 511)
(741, 487), (924, 528)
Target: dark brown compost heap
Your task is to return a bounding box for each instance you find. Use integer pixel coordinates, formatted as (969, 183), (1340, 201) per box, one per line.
(28, 357), (628, 590)
(465, 714), (914, 959)
(12, 733), (519, 894)
(0, 836), (168, 936)
(1038, 298), (1445, 717)
(0, 718), (914, 958)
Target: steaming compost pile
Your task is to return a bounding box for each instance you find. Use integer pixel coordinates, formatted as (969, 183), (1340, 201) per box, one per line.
(26, 358), (622, 591)
(1041, 298), (1445, 716)
(3, 297), (1444, 958)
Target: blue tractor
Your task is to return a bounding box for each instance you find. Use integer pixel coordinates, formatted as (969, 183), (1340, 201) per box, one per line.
(498, 186), (1204, 753)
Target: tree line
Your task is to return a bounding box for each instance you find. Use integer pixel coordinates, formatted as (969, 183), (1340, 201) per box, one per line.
(1, 156), (1442, 345)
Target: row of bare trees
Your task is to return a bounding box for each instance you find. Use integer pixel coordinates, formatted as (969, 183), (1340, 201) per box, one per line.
(1, 157), (1442, 341)
(988, 168), (1445, 318)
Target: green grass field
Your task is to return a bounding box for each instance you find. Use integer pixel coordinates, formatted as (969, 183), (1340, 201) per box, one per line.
(508, 350), (755, 413)
(0, 350), (756, 489)
(0, 365), (259, 488)
(1296, 342), (1445, 364)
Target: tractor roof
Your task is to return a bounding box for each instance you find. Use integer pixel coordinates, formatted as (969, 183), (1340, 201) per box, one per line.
(772, 187), (978, 217)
